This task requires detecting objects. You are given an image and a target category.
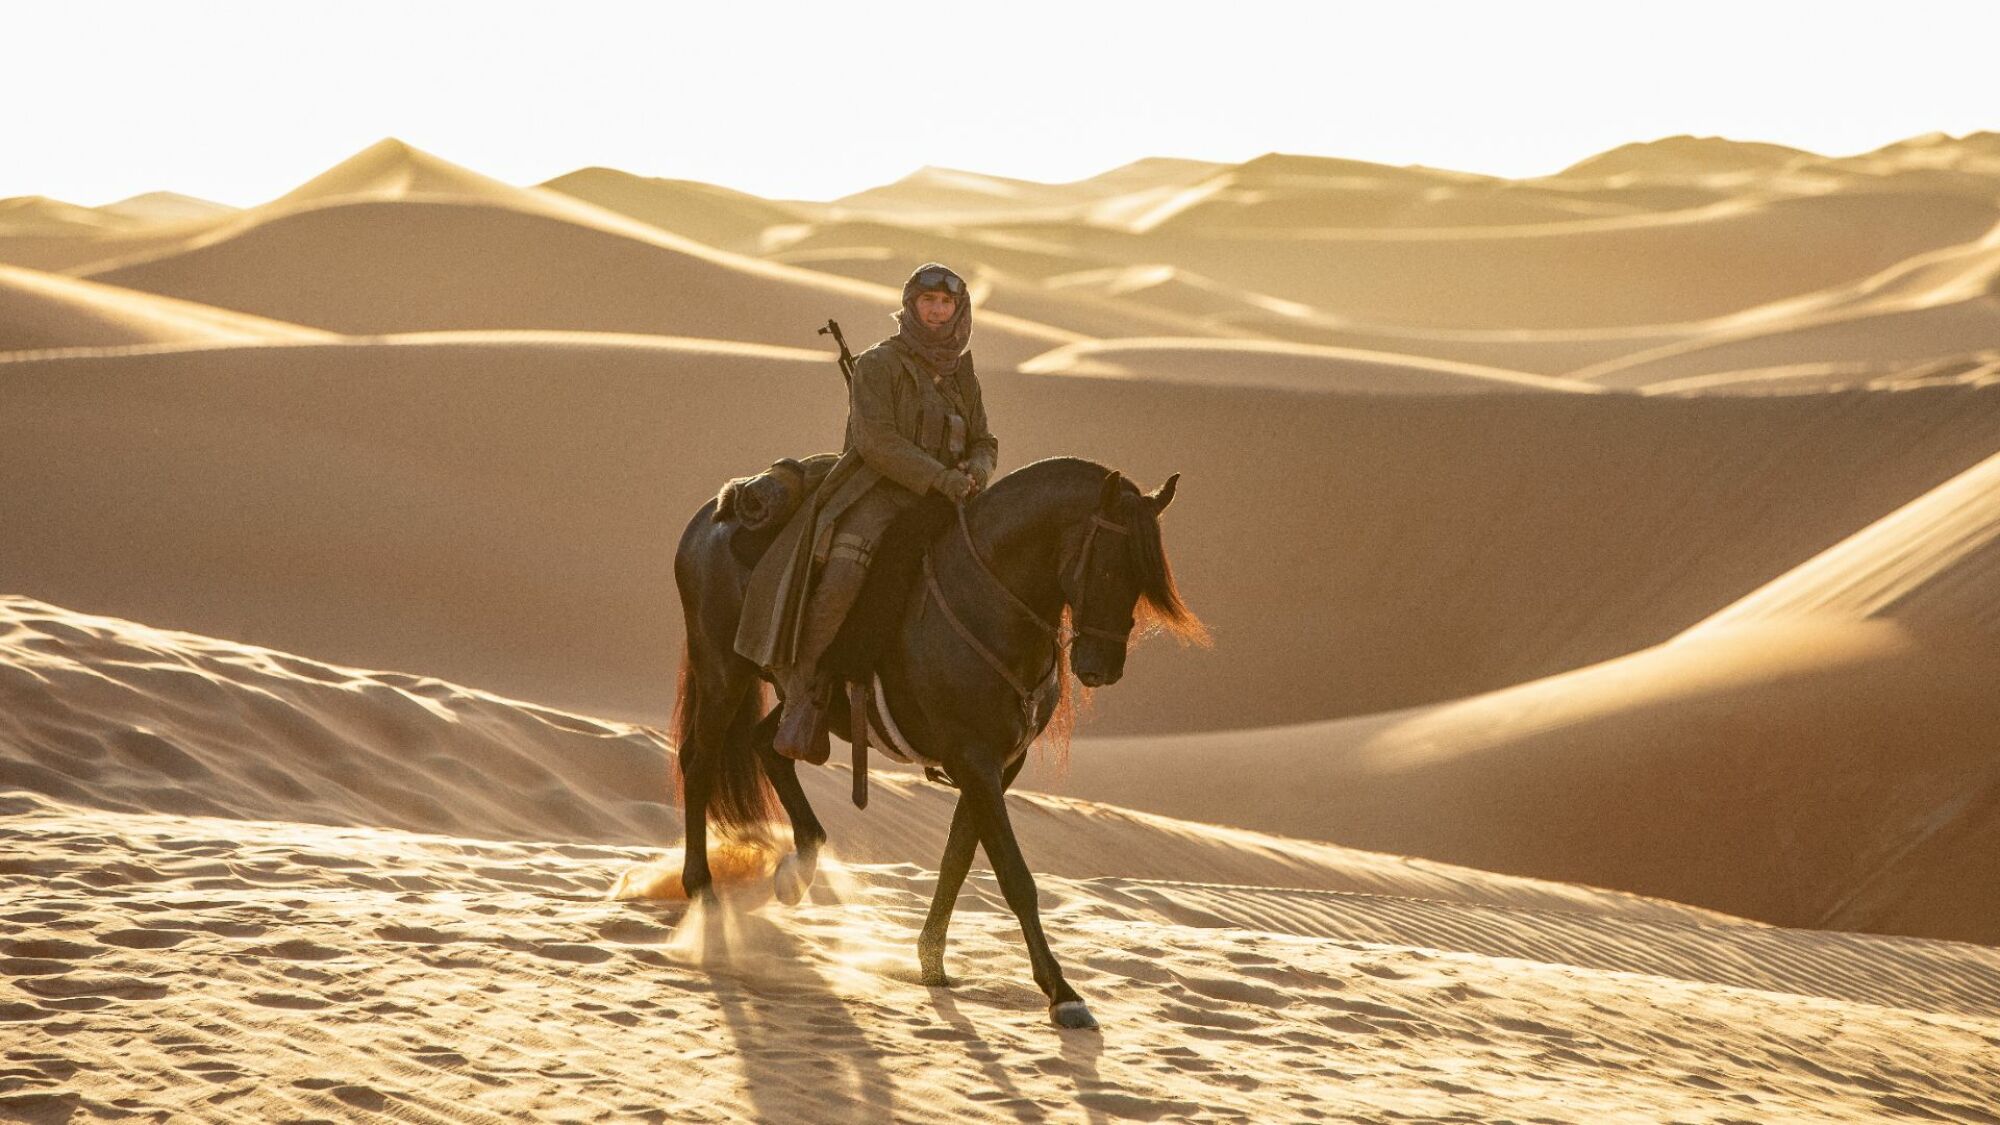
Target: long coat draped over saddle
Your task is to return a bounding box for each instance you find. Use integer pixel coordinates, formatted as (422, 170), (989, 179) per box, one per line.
(734, 338), (998, 671)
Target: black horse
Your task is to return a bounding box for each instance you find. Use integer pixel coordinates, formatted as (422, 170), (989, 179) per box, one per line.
(671, 456), (1203, 1029)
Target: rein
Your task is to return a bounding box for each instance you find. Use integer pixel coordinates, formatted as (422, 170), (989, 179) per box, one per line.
(919, 501), (1129, 726)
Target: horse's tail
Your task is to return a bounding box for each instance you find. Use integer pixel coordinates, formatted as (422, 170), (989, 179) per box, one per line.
(668, 639), (692, 808)
(709, 678), (777, 835)
(671, 638), (778, 835)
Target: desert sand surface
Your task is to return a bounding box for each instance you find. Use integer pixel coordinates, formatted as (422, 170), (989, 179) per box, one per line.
(7, 596), (2000, 1123)
(9, 130), (2000, 1120)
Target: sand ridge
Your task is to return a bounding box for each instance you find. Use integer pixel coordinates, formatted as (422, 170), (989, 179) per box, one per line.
(0, 263), (329, 354)
(6, 599), (2000, 1122)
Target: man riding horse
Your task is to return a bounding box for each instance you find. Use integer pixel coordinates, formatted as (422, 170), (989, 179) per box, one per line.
(734, 262), (997, 760)
(674, 265), (1203, 1027)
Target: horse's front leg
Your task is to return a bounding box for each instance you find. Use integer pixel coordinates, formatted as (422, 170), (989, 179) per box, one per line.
(957, 758), (1097, 1030)
(918, 796), (978, 985)
(919, 757), (1022, 986)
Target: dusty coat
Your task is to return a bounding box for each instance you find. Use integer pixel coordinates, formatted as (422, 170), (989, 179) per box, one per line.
(734, 338), (998, 670)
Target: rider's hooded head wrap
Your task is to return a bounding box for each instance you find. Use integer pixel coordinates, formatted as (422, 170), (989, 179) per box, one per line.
(892, 261), (972, 377)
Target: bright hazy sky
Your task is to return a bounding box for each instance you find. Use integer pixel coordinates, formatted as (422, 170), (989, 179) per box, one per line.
(7, 1), (1995, 207)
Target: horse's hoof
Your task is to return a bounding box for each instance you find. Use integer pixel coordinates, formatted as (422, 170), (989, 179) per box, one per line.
(773, 851), (818, 906)
(1049, 1000), (1099, 1031)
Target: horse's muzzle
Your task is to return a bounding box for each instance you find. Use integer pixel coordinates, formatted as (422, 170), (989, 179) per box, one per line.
(1075, 667), (1119, 688)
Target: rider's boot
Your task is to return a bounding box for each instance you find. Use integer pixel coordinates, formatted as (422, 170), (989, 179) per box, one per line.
(774, 555), (868, 761)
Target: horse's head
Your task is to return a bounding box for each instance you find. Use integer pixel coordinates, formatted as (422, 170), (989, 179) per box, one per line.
(1061, 470), (1206, 687)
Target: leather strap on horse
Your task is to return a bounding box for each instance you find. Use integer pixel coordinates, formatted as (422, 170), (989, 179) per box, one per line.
(955, 504), (1059, 639)
(848, 680), (870, 809)
(924, 552), (1045, 722)
(1066, 514), (1132, 642)
(895, 499), (1136, 770)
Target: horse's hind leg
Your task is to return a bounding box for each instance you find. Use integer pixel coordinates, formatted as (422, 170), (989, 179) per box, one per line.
(755, 709), (827, 905)
(679, 666), (753, 902)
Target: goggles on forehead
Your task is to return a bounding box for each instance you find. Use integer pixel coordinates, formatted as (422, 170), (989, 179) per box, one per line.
(912, 268), (965, 296)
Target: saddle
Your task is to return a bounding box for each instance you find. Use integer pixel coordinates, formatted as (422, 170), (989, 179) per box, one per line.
(716, 457), (958, 804)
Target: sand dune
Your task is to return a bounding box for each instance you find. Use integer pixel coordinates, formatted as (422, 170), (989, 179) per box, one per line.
(8, 339), (2000, 739)
(1039, 263), (1316, 323)
(1549, 134), (1816, 180)
(760, 216), (1101, 284)
(1063, 617), (2000, 943)
(0, 195), (137, 236)
(1019, 337), (1605, 393)
(3, 595), (1999, 1119)
(58, 140), (1075, 366)
(1098, 190), (2000, 331)
(1584, 299), (2000, 389)
(541, 166), (804, 251)
(753, 252), (1255, 341)
(1573, 223), (2000, 387)
(1119, 152), (1668, 234)
(1812, 130), (2000, 177)
(96, 191), (238, 224)
(1060, 450), (2000, 942)
(82, 197), (1077, 363)
(965, 272), (1271, 342)
(0, 138), (567, 274)
(1032, 265), (1699, 374)
(1684, 447), (2000, 640)
(272, 137), (543, 208)
(822, 158), (1227, 226)
(0, 263), (330, 353)
(0, 593), (1711, 917)
(0, 194), (219, 275)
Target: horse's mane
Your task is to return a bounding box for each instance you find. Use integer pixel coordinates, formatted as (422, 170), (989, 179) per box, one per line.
(1125, 485), (1210, 649)
(1003, 459), (1210, 771)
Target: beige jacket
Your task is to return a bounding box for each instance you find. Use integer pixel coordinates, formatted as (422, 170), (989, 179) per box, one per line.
(733, 340), (997, 670)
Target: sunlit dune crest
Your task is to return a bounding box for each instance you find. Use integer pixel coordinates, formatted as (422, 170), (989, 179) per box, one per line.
(0, 262), (331, 353)
(1019, 336), (1605, 393)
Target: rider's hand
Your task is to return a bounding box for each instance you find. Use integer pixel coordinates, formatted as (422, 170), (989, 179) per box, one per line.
(934, 468), (977, 503)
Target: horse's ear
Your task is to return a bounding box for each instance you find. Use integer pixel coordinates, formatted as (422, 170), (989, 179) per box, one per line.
(1147, 472), (1180, 513)
(1098, 471), (1124, 512)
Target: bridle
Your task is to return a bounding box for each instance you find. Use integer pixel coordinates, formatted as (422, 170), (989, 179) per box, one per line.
(919, 502), (1131, 727)
(1064, 512), (1136, 643)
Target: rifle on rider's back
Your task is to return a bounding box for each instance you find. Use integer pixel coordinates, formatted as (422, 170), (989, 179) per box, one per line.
(819, 319), (857, 387)
(814, 317), (868, 807)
